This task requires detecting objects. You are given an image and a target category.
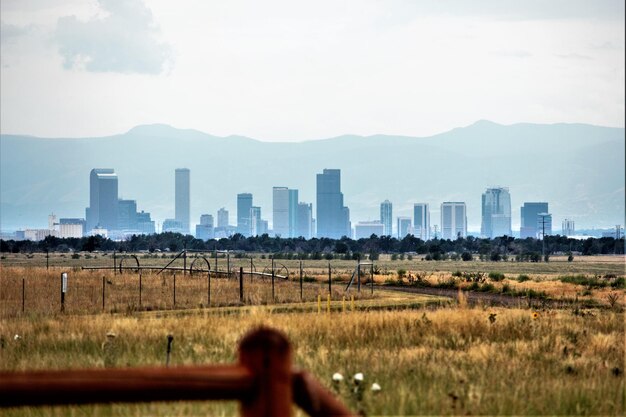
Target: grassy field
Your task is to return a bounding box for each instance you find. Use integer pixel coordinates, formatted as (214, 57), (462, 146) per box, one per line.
(1, 305), (623, 416)
(0, 256), (624, 415)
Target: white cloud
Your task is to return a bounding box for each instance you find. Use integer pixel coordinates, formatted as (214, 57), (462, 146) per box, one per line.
(54, 0), (173, 74)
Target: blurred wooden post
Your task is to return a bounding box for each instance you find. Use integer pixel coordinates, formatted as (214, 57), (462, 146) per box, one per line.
(139, 272), (142, 307)
(102, 276), (105, 311)
(60, 272), (67, 313)
(271, 257), (275, 302)
(327, 294), (330, 313)
(207, 270), (211, 306)
(239, 327), (292, 417)
(22, 278), (25, 313)
(328, 262), (331, 294)
(239, 267), (244, 303)
(299, 260), (303, 301)
(173, 273), (176, 307)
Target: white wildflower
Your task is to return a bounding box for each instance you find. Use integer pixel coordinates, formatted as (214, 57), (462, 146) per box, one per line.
(371, 382), (381, 392)
(14, 334), (21, 341)
(332, 372), (344, 382)
(353, 372), (364, 384)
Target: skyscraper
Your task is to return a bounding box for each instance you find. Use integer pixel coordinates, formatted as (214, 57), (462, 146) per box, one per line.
(397, 217), (412, 239)
(196, 214), (214, 240)
(520, 202), (549, 238)
(316, 169), (350, 238)
(86, 168), (118, 232)
(413, 203), (430, 240)
(175, 168), (190, 235)
(272, 187), (299, 237)
(441, 202), (467, 240)
(250, 206), (263, 236)
(296, 202), (313, 239)
(217, 208), (229, 228)
(118, 199), (138, 231)
(481, 187), (512, 238)
(380, 200), (392, 236)
(237, 193), (253, 236)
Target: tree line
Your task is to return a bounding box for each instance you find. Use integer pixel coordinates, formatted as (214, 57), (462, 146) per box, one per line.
(1, 233), (624, 259)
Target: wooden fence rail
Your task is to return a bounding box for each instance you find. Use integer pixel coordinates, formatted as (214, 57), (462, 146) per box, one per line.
(0, 327), (353, 417)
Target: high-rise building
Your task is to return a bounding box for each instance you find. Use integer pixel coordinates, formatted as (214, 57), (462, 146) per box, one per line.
(196, 214), (214, 240)
(520, 202), (549, 238)
(237, 193), (253, 236)
(355, 221), (385, 239)
(163, 219), (184, 233)
(397, 217), (412, 239)
(316, 169), (350, 238)
(48, 214), (58, 231)
(562, 219), (575, 236)
(217, 208), (229, 228)
(536, 213), (552, 239)
(273, 187), (299, 237)
(481, 187), (512, 238)
(441, 202), (467, 240)
(250, 206), (263, 236)
(380, 200), (392, 236)
(136, 211), (155, 234)
(175, 168), (190, 234)
(413, 203), (430, 240)
(86, 169), (118, 232)
(296, 203), (313, 239)
(118, 199), (138, 231)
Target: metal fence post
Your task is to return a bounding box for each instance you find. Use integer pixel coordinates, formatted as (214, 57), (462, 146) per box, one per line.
(299, 260), (303, 301)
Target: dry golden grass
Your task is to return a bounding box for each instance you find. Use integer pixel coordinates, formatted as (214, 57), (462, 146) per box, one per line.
(0, 305), (623, 416)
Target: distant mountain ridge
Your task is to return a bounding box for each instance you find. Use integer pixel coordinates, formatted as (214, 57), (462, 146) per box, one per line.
(1, 121), (624, 232)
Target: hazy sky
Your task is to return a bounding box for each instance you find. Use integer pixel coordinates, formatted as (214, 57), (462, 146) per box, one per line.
(1, 0), (624, 141)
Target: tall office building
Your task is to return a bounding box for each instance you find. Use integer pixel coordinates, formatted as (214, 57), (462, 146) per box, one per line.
(380, 200), (393, 236)
(562, 219), (575, 236)
(86, 169), (118, 232)
(175, 168), (190, 234)
(217, 208), (229, 228)
(296, 203), (313, 239)
(237, 193), (253, 236)
(520, 202), (549, 238)
(118, 199), (138, 231)
(136, 211), (155, 234)
(481, 187), (512, 238)
(272, 187), (299, 237)
(355, 221), (385, 239)
(250, 206), (263, 236)
(196, 214), (214, 240)
(316, 169), (350, 238)
(413, 203), (430, 240)
(441, 202), (467, 240)
(397, 217), (412, 239)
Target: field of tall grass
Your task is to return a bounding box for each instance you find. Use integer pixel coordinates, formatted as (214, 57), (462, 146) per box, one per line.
(1, 305), (623, 415)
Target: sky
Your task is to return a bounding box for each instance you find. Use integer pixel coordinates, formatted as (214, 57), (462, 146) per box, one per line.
(1, 0), (625, 141)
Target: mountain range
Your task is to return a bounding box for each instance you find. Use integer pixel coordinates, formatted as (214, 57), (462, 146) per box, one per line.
(1, 120), (624, 233)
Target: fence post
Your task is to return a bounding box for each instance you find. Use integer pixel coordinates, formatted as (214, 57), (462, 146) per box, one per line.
(299, 260), (303, 301)
(357, 261), (361, 293)
(139, 272), (142, 307)
(371, 263), (374, 295)
(239, 328), (293, 417)
(60, 272), (67, 313)
(227, 251), (230, 279)
(173, 273), (176, 307)
(239, 267), (244, 303)
(102, 276), (105, 311)
(328, 262), (332, 294)
(22, 278), (25, 313)
(46, 249), (49, 270)
(113, 251), (116, 276)
(183, 249), (187, 276)
(207, 270), (211, 306)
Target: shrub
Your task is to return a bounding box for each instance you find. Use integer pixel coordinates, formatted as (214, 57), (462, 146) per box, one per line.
(451, 271), (463, 277)
(71, 253), (81, 259)
(611, 277), (625, 289)
(461, 252), (473, 261)
(488, 272), (505, 282)
(479, 283), (496, 293)
(517, 274), (530, 283)
(489, 252), (501, 262)
(397, 269), (407, 278)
